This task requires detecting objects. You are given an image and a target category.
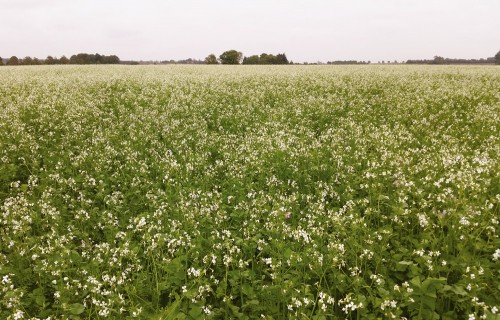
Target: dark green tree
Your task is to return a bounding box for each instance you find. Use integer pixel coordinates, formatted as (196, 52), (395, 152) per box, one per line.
(0, 57), (3, 66)
(45, 56), (56, 65)
(7, 56), (19, 65)
(69, 53), (119, 64)
(204, 54), (218, 64)
(59, 56), (69, 64)
(242, 53), (289, 65)
(495, 50), (500, 64)
(242, 55), (260, 64)
(433, 56), (446, 64)
(259, 53), (273, 64)
(219, 50), (242, 64)
(275, 53), (289, 64)
(102, 55), (120, 64)
(21, 56), (33, 65)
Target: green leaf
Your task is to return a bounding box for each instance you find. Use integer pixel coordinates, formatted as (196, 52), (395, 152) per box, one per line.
(31, 288), (46, 307)
(284, 248), (294, 259)
(410, 276), (422, 289)
(485, 310), (500, 320)
(444, 285), (468, 296)
(421, 295), (436, 310)
(442, 311), (458, 320)
(377, 287), (389, 297)
(421, 277), (445, 295)
(35, 294), (46, 307)
(241, 283), (255, 297)
(69, 303), (85, 315)
(377, 194), (389, 201)
(188, 306), (202, 319)
(163, 298), (183, 320)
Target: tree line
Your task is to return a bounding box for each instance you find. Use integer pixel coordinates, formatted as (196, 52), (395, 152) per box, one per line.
(0, 53), (120, 66)
(407, 54), (499, 65)
(204, 50), (289, 65)
(2, 50), (499, 66)
(327, 60), (370, 65)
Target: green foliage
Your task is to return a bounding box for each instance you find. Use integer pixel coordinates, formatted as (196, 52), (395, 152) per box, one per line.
(21, 56), (33, 65)
(204, 54), (219, 65)
(45, 56), (56, 65)
(69, 53), (120, 64)
(59, 55), (69, 64)
(3, 53), (117, 66)
(6, 55), (19, 65)
(0, 65), (499, 319)
(433, 56), (446, 64)
(243, 53), (289, 65)
(219, 50), (243, 64)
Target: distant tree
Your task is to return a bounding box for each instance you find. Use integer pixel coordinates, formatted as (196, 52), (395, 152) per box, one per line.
(45, 56), (56, 65)
(69, 53), (119, 64)
(111, 55), (120, 64)
(433, 56), (446, 64)
(242, 53), (289, 65)
(59, 56), (69, 64)
(7, 56), (19, 65)
(275, 53), (289, 64)
(33, 58), (42, 65)
(21, 56), (33, 65)
(242, 55), (260, 64)
(259, 53), (271, 64)
(70, 53), (90, 64)
(102, 55), (120, 64)
(219, 50), (243, 64)
(204, 54), (218, 64)
(70, 54), (82, 64)
(0, 57), (3, 66)
(495, 50), (500, 64)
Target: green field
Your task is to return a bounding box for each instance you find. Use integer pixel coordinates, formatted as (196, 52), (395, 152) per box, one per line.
(0, 65), (499, 319)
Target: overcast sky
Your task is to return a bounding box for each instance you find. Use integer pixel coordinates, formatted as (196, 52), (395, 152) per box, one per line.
(1, 0), (499, 62)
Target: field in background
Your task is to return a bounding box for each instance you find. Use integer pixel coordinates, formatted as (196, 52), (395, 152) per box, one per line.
(0, 65), (499, 319)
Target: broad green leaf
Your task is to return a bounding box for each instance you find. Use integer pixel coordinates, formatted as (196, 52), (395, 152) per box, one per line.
(69, 303), (85, 315)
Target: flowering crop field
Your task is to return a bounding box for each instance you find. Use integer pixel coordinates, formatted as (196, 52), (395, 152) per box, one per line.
(0, 65), (499, 319)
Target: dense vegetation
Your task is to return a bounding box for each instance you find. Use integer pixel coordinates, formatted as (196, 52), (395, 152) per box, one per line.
(242, 53), (289, 65)
(0, 65), (499, 319)
(1, 53), (120, 66)
(406, 56), (497, 65)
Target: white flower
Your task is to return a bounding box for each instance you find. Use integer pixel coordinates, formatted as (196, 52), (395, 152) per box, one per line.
(13, 310), (24, 320)
(202, 306), (211, 314)
(417, 213), (428, 228)
(493, 249), (500, 261)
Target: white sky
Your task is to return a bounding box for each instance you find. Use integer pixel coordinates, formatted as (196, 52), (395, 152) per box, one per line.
(1, 0), (499, 63)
